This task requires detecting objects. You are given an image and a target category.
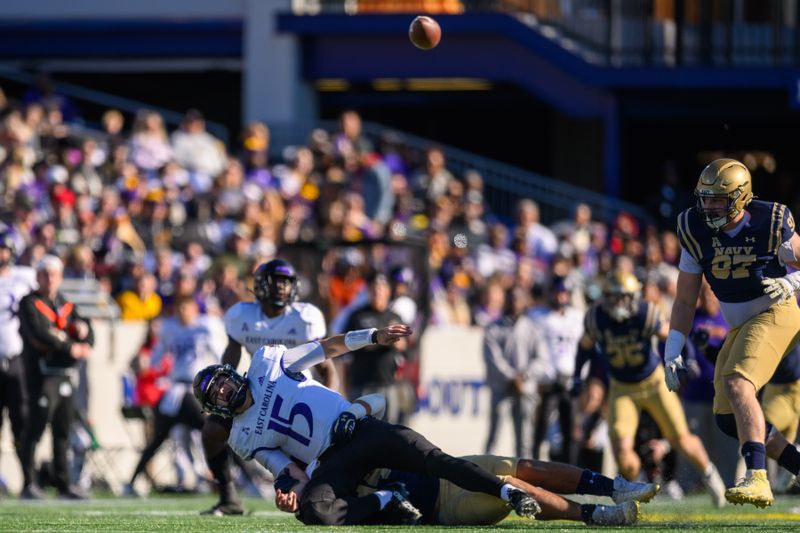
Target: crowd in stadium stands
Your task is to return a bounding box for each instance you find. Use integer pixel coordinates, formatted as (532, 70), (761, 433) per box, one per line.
(0, 76), (785, 501)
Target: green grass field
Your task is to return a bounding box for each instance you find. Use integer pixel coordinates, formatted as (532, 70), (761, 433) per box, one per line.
(1, 493), (800, 532)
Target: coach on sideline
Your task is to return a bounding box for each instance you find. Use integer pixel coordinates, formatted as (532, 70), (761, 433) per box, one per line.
(18, 255), (93, 500)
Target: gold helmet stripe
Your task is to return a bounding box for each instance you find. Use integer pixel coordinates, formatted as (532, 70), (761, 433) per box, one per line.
(678, 211), (702, 262)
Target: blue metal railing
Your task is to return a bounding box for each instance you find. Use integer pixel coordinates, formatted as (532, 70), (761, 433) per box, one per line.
(271, 120), (650, 225)
(290, 0), (800, 68)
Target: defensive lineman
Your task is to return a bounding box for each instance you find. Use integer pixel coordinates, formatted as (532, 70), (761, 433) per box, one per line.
(194, 324), (540, 525)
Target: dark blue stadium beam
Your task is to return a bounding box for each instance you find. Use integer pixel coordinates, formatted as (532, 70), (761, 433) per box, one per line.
(0, 20), (242, 58)
(279, 13), (621, 197)
(278, 13), (800, 91)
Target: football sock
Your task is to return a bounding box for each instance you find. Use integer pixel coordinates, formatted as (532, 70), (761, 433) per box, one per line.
(741, 441), (767, 471)
(577, 469), (614, 496)
(580, 503), (598, 524)
(777, 444), (800, 475)
(374, 490), (392, 510)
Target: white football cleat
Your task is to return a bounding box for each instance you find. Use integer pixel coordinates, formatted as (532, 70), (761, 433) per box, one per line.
(591, 501), (640, 526)
(703, 464), (727, 508)
(611, 475), (660, 504)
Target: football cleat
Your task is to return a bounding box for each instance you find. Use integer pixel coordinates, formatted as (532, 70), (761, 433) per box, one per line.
(507, 488), (541, 518)
(382, 482), (422, 525)
(19, 484), (46, 500)
(122, 483), (142, 498)
(703, 464), (727, 508)
(200, 500), (245, 516)
(725, 469), (773, 508)
(611, 476), (660, 504)
(591, 501), (640, 526)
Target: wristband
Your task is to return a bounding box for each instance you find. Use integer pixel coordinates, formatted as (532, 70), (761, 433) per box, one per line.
(344, 328), (378, 351)
(785, 271), (800, 292)
(664, 330), (686, 363)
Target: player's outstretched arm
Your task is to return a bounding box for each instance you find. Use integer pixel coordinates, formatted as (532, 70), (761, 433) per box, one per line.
(285, 324), (412, 372)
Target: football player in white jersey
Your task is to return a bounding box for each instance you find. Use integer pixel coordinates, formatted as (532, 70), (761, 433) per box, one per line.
(194, 324), (541, 526)
(0, 232), (36, 493)
(126, 296), (226, 492)
(532, 278), (585, 463)
(200, 258), (333, 516)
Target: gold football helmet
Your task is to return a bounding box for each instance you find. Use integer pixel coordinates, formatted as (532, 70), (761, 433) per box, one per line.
(602, 271), (641, 322)
(694, 158), (753, 229)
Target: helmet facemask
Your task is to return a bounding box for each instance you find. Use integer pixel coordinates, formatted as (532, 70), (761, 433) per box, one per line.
(694, 159), (753, 230)
(254, 261), (299, 308)
(695, 188), (744, 230)
(194, 364), (249, 418)
(603, 292), (636, 322)
(602, 272), (641, 322)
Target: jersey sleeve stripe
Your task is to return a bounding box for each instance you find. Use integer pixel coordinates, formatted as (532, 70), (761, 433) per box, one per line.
(678, 211), (702, 262)
(644, 302), (657, 337)
(774, 204), (786, 254)
(587, 306), (599, 341)
(246, 446), (281, 461)
(768, 202), (779, 253)
(768, 202), (777, 253)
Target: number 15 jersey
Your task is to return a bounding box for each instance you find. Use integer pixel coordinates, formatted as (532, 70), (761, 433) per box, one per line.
(228, 343), (349, 467)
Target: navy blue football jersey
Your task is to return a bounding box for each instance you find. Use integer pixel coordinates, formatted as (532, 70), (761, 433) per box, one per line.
(584, 301), (662, 383)
(676, 200), (795, 303)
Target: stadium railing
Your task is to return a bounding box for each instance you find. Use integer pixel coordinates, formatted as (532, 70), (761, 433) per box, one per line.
(271, 119), (651, 226)
(290, 0), (800, 68)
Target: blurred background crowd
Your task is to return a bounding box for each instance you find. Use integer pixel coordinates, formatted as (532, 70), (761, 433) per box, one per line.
(0, 73), (787, 501)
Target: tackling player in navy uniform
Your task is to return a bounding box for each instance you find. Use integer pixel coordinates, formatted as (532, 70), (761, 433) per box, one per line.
(579, 271), (726, 506)
(200, 258), (333, 516)
(193, 324), (541, 525)
(666, 159), (800, 507)
(274, 454), (660, 526)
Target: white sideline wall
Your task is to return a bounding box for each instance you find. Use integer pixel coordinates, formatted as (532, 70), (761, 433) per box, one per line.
(0, 323), (526, 493)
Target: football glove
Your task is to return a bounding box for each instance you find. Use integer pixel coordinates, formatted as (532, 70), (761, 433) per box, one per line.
(665, 355), (689, 392)
(761, 275), (799, 303)
(331, 411), (357, 446)
(274, 467), (300, 493)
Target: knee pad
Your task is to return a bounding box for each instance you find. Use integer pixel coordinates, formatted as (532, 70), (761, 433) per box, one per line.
(715, 414), (738, 439)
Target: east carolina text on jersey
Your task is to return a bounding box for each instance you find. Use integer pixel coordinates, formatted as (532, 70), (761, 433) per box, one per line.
(228, 344), (349, 467)
(677, 200), (795, 303)
(224, 301), (326, 355)
(584, 301), (662, 383)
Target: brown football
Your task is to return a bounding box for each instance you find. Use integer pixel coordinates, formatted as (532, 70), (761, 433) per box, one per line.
(409, 16), (441, 50)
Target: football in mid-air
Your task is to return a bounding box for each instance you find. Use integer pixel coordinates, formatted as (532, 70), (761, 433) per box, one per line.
(409, 16), (441, 50)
